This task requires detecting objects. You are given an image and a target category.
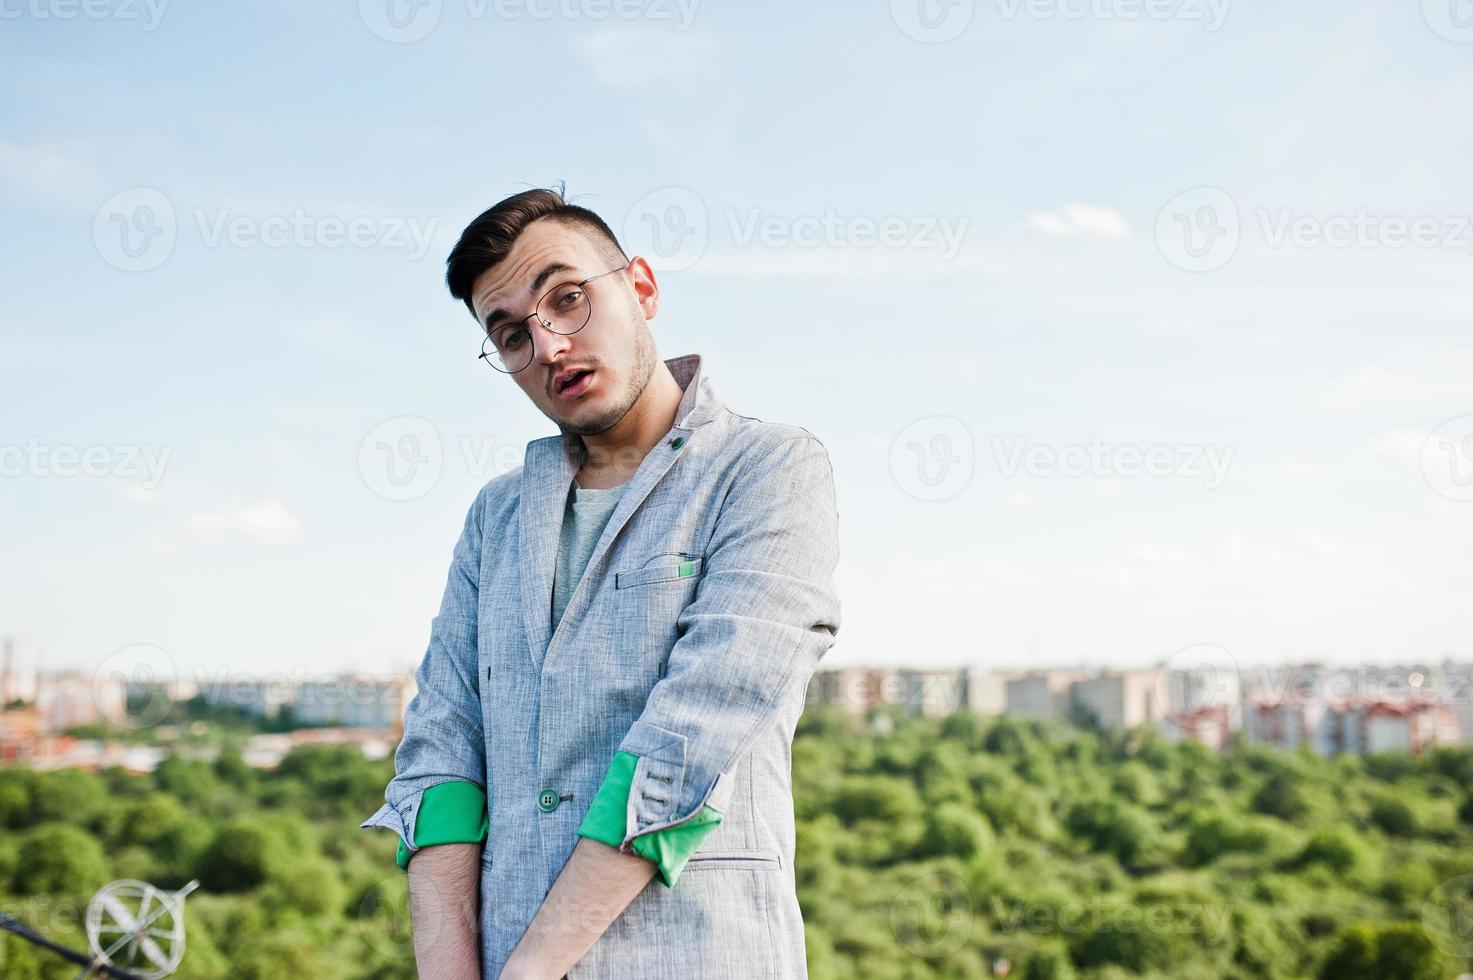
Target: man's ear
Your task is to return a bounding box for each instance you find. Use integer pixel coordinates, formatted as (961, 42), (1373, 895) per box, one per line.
(627, 256), (660, 320)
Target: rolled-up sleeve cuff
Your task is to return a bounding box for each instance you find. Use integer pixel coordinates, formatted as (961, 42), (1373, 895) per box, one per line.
(361, 799), (416, 866)
(362, 780), (488, 871)
(576, 750), (639, 849)
(576, 750), (724, 889)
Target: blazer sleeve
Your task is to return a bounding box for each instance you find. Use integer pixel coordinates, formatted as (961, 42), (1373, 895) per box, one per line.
(604, 433), (842, 859)
(360, 485), (490, 865)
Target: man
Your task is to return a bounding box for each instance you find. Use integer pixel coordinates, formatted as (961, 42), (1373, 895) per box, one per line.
(361, 186), (842, 979)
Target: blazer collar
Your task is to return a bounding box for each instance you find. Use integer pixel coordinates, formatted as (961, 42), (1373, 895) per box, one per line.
(550, 352), (721, 467)
(665, 352), (722, 429)
(517, 353), (722, 671)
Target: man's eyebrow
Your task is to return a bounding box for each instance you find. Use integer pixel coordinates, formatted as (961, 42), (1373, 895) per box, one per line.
(480, 261), (577, 330)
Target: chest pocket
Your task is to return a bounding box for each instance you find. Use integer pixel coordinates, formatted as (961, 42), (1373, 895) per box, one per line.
(614, 554), (704, 589)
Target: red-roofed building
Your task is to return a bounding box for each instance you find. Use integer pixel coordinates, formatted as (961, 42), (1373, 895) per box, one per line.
(1246, 695), (1460, 757)
(1163, 704), (1233, 751)
(1358, 699), (1459, 756)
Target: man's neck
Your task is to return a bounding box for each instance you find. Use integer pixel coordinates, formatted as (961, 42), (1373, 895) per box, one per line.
(571, 362), (684, 489)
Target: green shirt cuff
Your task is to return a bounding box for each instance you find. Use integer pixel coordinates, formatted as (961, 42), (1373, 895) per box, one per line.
(575, 750), (724, 888)
(396, 780), (489, 870)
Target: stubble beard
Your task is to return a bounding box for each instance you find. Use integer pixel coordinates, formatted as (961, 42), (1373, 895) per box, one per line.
(557, 316), (659, 440)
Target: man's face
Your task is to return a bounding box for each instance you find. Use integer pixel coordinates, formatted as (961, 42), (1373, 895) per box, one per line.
(470, 218), (660, 438)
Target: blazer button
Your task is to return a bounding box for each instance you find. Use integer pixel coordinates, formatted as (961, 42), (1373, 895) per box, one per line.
(538, 789), (560, 812)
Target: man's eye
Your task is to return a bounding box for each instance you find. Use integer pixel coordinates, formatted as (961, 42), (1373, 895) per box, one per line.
(502, 327), (528, 349)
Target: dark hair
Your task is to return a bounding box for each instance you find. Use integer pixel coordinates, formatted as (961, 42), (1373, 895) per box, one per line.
(445, 181), (628, 324)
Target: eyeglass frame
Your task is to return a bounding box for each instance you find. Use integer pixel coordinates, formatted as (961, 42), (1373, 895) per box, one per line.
(476, 260), (633, 375)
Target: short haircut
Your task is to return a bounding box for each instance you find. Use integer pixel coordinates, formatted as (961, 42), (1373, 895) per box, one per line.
(445, 181), (629, 325)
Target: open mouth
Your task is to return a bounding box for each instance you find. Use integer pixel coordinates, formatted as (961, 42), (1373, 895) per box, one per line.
(557, 370), (594, 397)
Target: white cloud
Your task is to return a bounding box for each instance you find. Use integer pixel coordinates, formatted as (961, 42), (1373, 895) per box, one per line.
(1027, 203), (1131, 239)
(186, 498), (301, 546)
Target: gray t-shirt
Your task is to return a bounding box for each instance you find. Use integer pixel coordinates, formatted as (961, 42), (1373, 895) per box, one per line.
(552, 476), (631, 630)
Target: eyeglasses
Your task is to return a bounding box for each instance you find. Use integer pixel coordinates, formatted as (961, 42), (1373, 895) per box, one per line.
(478, 262), (631, 375)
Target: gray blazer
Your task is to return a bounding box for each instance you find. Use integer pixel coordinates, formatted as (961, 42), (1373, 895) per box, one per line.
(361, 353), (842, 978)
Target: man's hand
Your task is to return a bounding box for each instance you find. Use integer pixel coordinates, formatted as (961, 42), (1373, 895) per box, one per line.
(408, 842), (482, 980)
(499, 836), (658, 979)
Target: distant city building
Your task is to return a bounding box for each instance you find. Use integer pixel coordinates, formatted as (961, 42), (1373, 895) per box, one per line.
(807, 666), (968, 716)
(1005, 670), (1086, 719)
(0, 635), (38, 704)
(1440, 659), (1473, 747)
(1360, 700), (1459, 755)
(963, 669), (1017, 715)
(196, 671), (416, 731)
(1069, 670), (1159, 730)
(1243, 696), (1460, 758)
(34, 672), (124, 731)
(0, 706), (39, 762)
(127, 675), (199, 704)
(198, 677), (295, 720)
(1161, 665), (1242, 725)
(1161, 704), (1233, 751)
(292, 674), (416, 729)
(808, 667), (893, 714)
(1245, 697), (1338, 755)
(811, 664), (1171, 731)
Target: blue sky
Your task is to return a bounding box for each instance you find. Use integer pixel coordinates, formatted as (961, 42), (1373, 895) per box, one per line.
(3, 1), (1472, 683)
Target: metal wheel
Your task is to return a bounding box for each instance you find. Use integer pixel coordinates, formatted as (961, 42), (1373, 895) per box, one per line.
(83, 879), (198, 979)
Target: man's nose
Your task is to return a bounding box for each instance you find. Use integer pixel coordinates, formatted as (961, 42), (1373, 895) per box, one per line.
(531, 321), (573, 369)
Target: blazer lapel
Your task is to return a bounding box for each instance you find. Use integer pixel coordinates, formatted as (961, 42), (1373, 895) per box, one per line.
(517, 354), (724, 674)
(518, 432), (577, 675)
